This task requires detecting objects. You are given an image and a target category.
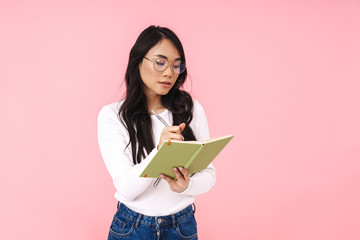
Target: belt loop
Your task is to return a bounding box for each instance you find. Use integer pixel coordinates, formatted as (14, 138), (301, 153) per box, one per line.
(171, 214), (176, 229)
(192, 203), (196, 213)
(135, 213), (143, 228)
(117, 201), (120, 209)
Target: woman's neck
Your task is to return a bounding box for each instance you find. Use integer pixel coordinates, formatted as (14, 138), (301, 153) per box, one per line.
(146, 95), (165, 114)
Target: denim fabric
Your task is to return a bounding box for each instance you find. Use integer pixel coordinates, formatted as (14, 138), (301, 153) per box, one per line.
(108, 202), (198, 240)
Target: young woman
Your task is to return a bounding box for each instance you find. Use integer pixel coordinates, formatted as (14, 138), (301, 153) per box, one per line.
(98, 25), (216, 240)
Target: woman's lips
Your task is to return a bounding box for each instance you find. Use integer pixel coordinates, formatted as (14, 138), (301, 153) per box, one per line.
(159, 81), (172, 88)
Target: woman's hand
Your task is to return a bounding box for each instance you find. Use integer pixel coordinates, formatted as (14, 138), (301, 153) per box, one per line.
(157, 123), (186, 150)
(161, 167), (190, 193)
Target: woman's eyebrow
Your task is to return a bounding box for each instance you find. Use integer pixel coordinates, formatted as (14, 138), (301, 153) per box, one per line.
(154, 54), (181, 61)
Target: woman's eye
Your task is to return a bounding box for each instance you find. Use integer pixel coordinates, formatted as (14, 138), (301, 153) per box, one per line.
(155, 59), (167, 66)
(155, 62), (165, 66)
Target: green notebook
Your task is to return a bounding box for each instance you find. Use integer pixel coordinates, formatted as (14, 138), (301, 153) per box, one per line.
(140, 135), (233, 179)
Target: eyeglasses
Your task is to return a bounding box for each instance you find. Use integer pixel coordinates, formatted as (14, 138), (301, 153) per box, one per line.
(143, 56), (186, 75)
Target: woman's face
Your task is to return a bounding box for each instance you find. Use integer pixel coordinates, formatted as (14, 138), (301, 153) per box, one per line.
(139, 38), (181, 100)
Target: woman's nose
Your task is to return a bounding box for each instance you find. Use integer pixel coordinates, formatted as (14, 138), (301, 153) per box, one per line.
(162, 64), (173, 78)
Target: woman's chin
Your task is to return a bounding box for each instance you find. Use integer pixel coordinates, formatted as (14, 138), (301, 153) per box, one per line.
(157, 88), (173, 96)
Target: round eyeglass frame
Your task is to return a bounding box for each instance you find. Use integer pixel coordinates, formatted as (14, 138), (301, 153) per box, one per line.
(143, 56), (186, 75)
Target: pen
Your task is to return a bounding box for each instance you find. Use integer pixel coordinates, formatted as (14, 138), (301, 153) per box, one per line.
(151, 110), (169, 127)
(151, 109), (184, 140)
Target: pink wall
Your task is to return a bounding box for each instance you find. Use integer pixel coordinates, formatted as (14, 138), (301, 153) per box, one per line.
(1, 0), (359, 239)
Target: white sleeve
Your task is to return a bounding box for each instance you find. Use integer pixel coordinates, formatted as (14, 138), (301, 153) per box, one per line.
(97, 105), (156, 201)
(180, 100), (216, 196)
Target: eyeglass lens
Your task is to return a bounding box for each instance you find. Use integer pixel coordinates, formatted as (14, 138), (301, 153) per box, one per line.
(153, 58), (185, 74)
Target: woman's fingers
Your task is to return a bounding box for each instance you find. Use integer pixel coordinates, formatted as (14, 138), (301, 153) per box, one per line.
(173, 167), (183, 180)
(167, 123), (185, 134)
(168, 133), (184, 141)
(160, 167), (190, 193)
(160, 174), (174, 184)
(179, 123), (186, 132)
(157, 123), (186, 149)
(158, 133), (182, 149)
(179, 167), (189, 180)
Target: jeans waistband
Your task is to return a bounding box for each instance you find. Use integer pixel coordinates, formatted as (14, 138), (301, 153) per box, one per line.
(117, 202), (195, 228)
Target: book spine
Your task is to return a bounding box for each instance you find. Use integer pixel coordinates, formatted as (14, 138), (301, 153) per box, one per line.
(184, 144), (204, 169)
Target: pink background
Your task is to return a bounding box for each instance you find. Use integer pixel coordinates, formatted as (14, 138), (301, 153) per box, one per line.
(1, 0), (359, 239)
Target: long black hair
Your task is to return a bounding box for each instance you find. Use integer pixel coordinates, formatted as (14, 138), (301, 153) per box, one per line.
(119, 25), (196, 165)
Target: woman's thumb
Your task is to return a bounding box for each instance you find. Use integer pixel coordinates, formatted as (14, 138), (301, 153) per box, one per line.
(179, 123), (186, 132)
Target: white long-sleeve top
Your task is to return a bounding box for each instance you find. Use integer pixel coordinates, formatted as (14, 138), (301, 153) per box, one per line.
(97, 99), (216, 216)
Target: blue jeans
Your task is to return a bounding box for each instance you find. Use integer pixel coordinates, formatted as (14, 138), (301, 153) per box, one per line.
(108, 202), (198, 240)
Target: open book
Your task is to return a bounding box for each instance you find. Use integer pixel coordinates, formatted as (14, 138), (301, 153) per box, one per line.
(140, 135), (233, 179)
